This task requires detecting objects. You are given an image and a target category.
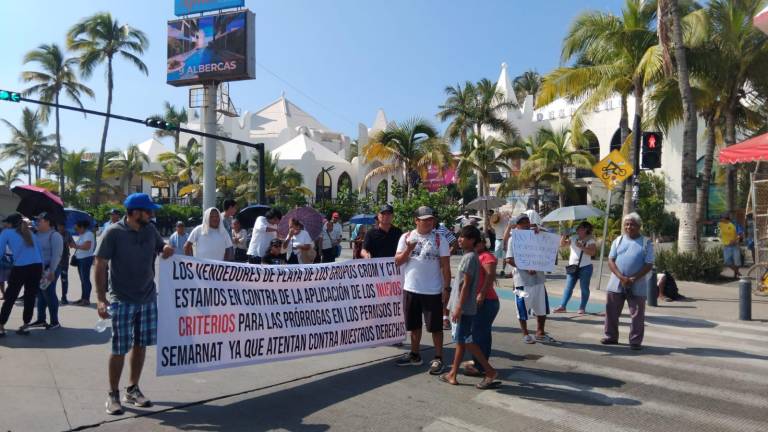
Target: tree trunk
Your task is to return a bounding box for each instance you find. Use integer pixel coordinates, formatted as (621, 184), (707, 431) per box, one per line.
(697, 117), (717, 229)
(93, 56), (114, 205)
(671, 0), (698, 253)
(619, 94), (630, 146)
(55, 95), (65, 196)
(532, 181), (540, 213)
(26, 156), (32, 185)
(559, 169), (565, 208)
(724, 109), (736, 214)
(623, 83), (643, 217)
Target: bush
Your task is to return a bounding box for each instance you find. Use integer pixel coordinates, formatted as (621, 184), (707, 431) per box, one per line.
(392, 186), (461, 231)
(655, 246), (724, 282)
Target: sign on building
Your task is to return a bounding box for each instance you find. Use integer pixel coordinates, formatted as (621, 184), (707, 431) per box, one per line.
(592, 150), (634, 190)
(174, 0), (245, 17)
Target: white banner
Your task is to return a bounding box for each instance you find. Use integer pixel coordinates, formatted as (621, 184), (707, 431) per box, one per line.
(511, 230), (561, 272)
(157, 255), (406, 376)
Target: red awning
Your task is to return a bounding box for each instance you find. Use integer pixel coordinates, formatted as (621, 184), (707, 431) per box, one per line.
(718, 132), (768, 165)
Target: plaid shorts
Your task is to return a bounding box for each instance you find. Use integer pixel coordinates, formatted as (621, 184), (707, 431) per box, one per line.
(111, 301), (158, 355)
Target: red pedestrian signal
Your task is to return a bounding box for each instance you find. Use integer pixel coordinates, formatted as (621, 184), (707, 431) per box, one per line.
(641, 132), (662, 169)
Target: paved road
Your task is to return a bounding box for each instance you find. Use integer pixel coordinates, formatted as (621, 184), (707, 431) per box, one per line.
(1, 252), (767, 431)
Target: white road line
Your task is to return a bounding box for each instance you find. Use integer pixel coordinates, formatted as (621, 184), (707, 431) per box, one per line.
(507, 370), (768, 432)
(423, 417), (497, 432)
(635, 320), (768, 343)
(475, 391), (644, 432)
(643, 313), (768, 333)
(536, 356), (768, 408)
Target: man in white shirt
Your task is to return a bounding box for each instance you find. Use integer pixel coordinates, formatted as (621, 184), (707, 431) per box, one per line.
(394, 206), (451, 375)
(184, 208), (233, 261)
(246, 210), (282, 264)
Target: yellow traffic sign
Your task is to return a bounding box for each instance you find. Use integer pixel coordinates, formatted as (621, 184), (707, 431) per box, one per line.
(592, 150), (633, 190)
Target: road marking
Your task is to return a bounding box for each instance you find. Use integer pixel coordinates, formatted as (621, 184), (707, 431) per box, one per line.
(643, 313), (768, 333)
(506, 369), (768, 432)
(638, 320), (768, 343)
(475, 391), (643, 432)
(536, 356), (768, 408)
(423, 417), (497, 432)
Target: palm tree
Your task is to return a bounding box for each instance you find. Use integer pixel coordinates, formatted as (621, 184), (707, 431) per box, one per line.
(106, 144), (149, 195)
(30, 142), (57, 181)
(53, 149), (96, 195)
(158, 142), (203, 185)
(538, 0), (661, 216)
(497, 133), (548, 212)
(456, 134), (518, 197)
(67, 12), (149, 204)
(235, 152), (310, 203)
(0, 163), (28, 187)
(360, 118), (451, 196)
(1, 108), (52, 185)
(142, 164), (180, 200)
(524, 127), (595, 208)
(513, 69), (542, 105)
(21, 43), (94, 196)
(149, 102), (188, 152)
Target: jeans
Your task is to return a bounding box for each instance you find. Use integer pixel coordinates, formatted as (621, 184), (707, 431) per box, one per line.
(77, 256), (94, 301)
(36, 268), (61, 324)
(471, 299), (500, 372)
(321, 248), (336, 263)
(0, 264), (44, 325)
(60, 266), (68, 300)
(604, 291), (645, 345)
(561, 264), (593, 310)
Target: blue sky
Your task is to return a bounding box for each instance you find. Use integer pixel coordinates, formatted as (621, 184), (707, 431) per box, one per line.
(0, 0), (623, 170)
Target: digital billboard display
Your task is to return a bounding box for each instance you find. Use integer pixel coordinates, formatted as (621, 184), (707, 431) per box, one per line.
(174, 0), (245, 17)
(167, 10), (255, 86)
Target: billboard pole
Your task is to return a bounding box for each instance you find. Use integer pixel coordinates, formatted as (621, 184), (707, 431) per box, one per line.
(202, 82), (218, 210)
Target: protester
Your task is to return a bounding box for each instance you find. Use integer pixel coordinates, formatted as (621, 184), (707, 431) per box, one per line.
(719, 213), (742, 278)
(221, 199), (238, 236)
(246, 209), (282, 264)
(262, 238), (287, 265)
(72, 220), (95, 306)
(463, 235), (500, 377)
(554, 221), (597, 314)
(440, 225), (498, 388)
(351, 224), (367, 259)
(283, 219), (314, 264)
(361, 204), (402, 258)
(231, 219), (249, 262)
(394, 206), (451, 374)
(57, 224), (72, 305)
(185, 208), (233, 261)
(94, 193), (173, 415)
(435, 220), (458, 330)
(486, 210), (497, 247)
(168, 221), (188, 251)
(101, 208), (122, 236)
(603, 212), (654, 350)
(0, 213), (43, 336)
(320, 219), (337, 263)
(330, 212), (343, 258)
(505, 212), (557, 344)
(28, 213), (64, 330)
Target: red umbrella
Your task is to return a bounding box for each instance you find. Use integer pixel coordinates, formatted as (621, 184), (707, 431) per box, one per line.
(277, 206), (325, 240)
(11, 185), (66, 224)
(718, 132), (768, 165)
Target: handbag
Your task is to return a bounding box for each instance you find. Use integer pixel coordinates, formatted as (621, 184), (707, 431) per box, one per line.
(70, 255), (79, 267)
(565, 246), (584, 276)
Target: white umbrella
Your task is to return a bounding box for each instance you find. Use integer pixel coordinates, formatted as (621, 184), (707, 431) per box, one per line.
(541, 205), (604, 223)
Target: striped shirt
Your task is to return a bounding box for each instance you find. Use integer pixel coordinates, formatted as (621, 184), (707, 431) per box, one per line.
(435, 224), (457, 245)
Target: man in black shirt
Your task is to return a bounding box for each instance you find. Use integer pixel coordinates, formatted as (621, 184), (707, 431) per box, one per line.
(362, 205), (402, 258)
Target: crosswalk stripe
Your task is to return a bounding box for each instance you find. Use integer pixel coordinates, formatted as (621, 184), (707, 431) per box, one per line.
(507, 369), (768, 432)
(422, 417), (497, 432)
(536, 356), (767, 408)
(635, 320), (768, 343)
(642, 312), (768, 333)
(475, 391), (644, 432)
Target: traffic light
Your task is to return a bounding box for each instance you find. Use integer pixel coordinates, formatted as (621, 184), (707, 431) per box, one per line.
(144, 118), (177, 131)
(641, 131), (662, 169)
(0, 89), (21, 103)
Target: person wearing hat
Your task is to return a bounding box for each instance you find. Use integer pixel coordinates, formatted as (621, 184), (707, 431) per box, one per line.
(94, 193), (174, 415)
(185, 208), (234, 261)
(28, 212), (64, 330)
(394, 206), (452, 374)
(101, 208), (123, 237)
(0, 213), (43, 336)
(168, 221), (188, 251)
(262, 238), (287, 265)
(361, 204), (402, 259)
(719, 213), (742, 278)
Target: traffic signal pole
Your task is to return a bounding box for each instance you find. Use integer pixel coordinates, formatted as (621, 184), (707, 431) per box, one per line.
(5, 92), (267, 205)
(202, 83), (218, 211)
(631, 112), (642, 210)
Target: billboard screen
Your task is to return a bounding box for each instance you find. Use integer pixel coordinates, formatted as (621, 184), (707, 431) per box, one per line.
(174, 0), (245, 17)
(167, 11), (255, 86)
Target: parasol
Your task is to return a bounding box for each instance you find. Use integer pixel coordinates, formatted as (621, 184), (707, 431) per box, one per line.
(541, 205), (605, 223)
(64, 208), (94, 233)
(12, 185), (65, 224)
(465, 195), (506, 212)
(349, 214), (376, 225)
(277, 206), (325, 240)
(236, 204), (271, 230)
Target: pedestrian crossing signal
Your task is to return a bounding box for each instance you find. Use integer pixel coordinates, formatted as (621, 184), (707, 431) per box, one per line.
(641, 132), (662, 169)
(0, 90), (21, 103)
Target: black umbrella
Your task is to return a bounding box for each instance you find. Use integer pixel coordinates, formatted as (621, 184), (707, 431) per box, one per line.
(12, 185), (65, 224)
(236, 204), (271, 230)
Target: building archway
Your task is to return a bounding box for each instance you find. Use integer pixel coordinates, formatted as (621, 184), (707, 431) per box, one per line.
(186, 138), (198, 152)
(337, 172), (352, 195)
(610, 128), (631, 152)
(316, 170), (332, 202)
(376, 180), (388, 204)
(583, 130), (600, 160)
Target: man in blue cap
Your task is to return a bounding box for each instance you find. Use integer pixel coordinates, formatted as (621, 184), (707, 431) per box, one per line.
(94, 193), (174, 415)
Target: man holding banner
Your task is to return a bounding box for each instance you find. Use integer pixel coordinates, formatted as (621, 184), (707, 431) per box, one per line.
(94, 193), (174, 415)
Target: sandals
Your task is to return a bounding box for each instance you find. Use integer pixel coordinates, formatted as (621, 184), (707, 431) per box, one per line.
(535, 334), (560, 344)
(476, 372), (501, 390)
(439, 373), (458, 385)
(463, 365), (484, 377)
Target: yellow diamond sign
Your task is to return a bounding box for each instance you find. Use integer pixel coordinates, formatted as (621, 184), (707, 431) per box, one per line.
(592, 150), (633, 190)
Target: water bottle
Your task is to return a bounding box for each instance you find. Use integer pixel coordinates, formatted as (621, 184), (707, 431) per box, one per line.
(94, 304), (115, 333)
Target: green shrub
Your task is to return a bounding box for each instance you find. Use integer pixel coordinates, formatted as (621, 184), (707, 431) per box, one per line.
(392, 186), (461, 231)
(655, 246), (723, 282)
(558, 246), (570, 261)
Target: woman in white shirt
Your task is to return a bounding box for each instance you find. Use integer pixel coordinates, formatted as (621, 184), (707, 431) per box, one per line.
(283, 219), (314, 264)
(71, 220), (95, 306)
(231, 219), (249, 262)
(184, 208), (233, 261)
(554, 221), (597, 314)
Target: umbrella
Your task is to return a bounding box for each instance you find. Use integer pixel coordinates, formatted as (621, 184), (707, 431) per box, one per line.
(64, 208), (94, 233)
(12, 185), (65, 224)
(718, 132), (768, 164)
(236, 204), (271, 230)
(497, 199), (528, 218)
(465, 195), (506, 212)
(278, 206), (325, 240)
(541, 205), (604, 223)
(349, 214), (376, 225)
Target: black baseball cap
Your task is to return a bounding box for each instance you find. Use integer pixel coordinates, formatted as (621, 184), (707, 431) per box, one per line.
(109, 208), (122, 215)
(2, 212), (22, 226)
(270, 238), (283, 246)
(415, 206), (436, 220)
(379, 204), (394, 214)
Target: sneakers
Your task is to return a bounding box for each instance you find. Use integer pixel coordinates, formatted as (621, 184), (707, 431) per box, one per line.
(523, 334), (536, 344)
(535, 334), (560, 344)
(600, 338), (619, 345)
(124, 385), (152, 407)
(16, 325), (30, 335)
(428, 358), (444, 375)
(629, 344), (643, 351)
(28, 319), (47, 328)
(395, 352), (423, 367)
(106, 391), (124, 415)
(45, 322), (61, 330)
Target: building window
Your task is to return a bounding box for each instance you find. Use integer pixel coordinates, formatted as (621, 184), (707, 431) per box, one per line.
(337, 172), (352, 195)
(315, 170), (332, 202)
(536, 113), (544, 121)
(558, 109), (565, 118)
(548, 111), (555, 120)
(376, 180), (388, 204)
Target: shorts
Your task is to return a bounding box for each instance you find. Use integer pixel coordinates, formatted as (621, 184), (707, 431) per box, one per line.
(515, 284), (549, 320)
(404, 291), (444, 333)
(723, 245), (742, 266)
(451, 314), (474, 344)
(111, 301), (158, 355)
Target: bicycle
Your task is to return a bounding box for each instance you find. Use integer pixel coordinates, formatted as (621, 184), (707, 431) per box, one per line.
(746, 263), (768, 296)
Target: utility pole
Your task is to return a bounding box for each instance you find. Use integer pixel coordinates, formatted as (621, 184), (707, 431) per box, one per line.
(202, 83), (218, 210)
